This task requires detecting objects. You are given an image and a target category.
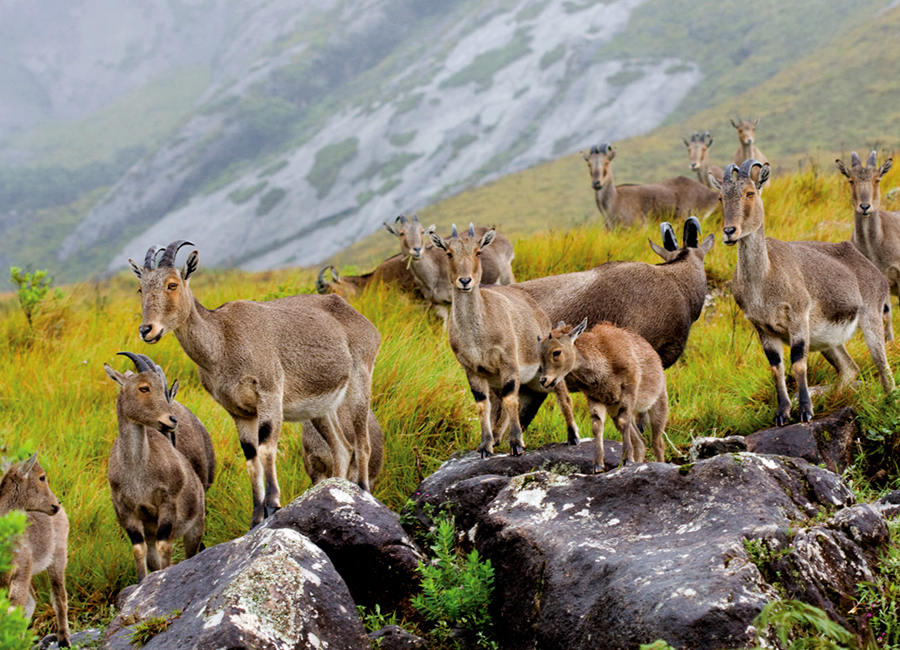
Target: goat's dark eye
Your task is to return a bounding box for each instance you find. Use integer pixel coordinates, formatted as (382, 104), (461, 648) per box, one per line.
(746, 191), (755, 197)
(39, 475), (46, 482)
(553, 350), (561, 358)
(167, 283), (178, 291)
(137, 288), (142, 294)
(476, 250), (482, 257)
(139, 386), (150, 393)
(446, 252), (453, 258)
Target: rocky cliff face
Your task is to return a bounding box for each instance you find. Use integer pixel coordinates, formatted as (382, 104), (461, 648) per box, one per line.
(47, 0), (700, 271)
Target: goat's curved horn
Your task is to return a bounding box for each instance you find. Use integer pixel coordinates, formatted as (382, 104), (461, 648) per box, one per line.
(412, 213), (420, 223)
(691, 132), (699, 142)
(660, 223), (678, 252)
(851, 152), (862, 169)
(315, 266), (331, 293)
(396, 214), (408, 225)
(158, 240), (194, 268)
(590, 144), (599, 155)
(684, 216), (701, 249)
(451, 224), (458, 238)
(723, 163), (739, 183)
(868, 151), (878, 168)
(468, 223), (475, 237)
(144, 245), (164, 269)
(737, 159), (762, 179)
(117, 351), (155, 374)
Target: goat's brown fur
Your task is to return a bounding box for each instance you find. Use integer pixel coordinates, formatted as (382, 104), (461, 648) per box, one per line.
(0, 455), (69, 647)
(539, 321), (667, 472)
(301, 406), (384, 487)
(730, 118), (768, 166)
(583, 143), (719, 227)
(130, 241), (380, 529)
(684, 131), (724, 189)
(714, 160), (894, 426)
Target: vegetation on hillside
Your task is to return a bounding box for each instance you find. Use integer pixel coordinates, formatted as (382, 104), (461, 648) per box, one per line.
(2, 167), (900, 640)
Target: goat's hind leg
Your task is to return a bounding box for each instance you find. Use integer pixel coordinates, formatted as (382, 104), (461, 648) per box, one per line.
(257, 401), (284, 518)
(47, 549), (70, 646)
(468, 374), (495, 458)
(820, 345), (859, 388)
(647, 387), (668, 463)
(757, 330), (793, 426)
(235, 415), (268, 529)
(588, 400), (607, 474)
(860, 307), (897, 393)
(499, 372), (525, 456)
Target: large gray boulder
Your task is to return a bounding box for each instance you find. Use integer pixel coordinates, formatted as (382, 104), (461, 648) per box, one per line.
(101, 526), (369, 650)
(745, 407), (857, 473)
(263, 478), (425, 611)
(407, 451), (887, 650)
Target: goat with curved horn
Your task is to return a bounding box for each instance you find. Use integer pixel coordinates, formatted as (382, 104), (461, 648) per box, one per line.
(711, 158), (894, 426)
(584, 141), (719, 228)
(837, 149), (900, 312)
(143, 245), (165, 270)
(128, 241), (380, 529)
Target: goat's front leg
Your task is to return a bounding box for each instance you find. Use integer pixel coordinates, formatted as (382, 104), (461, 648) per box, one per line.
(499, 370), (524, 456)
(553, 381), (579, 445)
(6, 549), (32, 612)
(588, 399), (607, 473)
(757, 330), (792, 426)
(787, 325), (813, 424)
(468, 374), (495, 458)
(47, 547), (70, 647)
(256, 397), (284, 518)
(155, 501), (178, 571)
(235, 415), (267, 530)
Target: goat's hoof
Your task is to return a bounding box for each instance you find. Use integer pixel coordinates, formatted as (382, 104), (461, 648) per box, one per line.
(264, 505), (280, 519)
(509, 441), (524, 456)
(799, 407), (812, 424)
(479, 449), (493, 459)
(567, 430), (580, 445)
(592, 463), (603, 474)
(775, 414), (788, 427)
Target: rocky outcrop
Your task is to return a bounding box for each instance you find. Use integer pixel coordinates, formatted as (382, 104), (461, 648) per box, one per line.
(405, 450), (887, 650)
(264, 478), (425, 611)
(745, 407), (858, 473)
(101, 526), (369, 650)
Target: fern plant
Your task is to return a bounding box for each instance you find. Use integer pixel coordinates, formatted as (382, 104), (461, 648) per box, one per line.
(0, 511), (35, 650)
(411, 517), (496, 649)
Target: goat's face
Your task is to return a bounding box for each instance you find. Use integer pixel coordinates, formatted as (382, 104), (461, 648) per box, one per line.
(583, 146), (614, 191)
(430, 226), (495, 292)
(836, 152), (893, 217)
(316, 266), (349, 297)
(732, 118), (758, 146)
(384, 214), (428, 260)
(130, 245), (198, 344)
(715, 161), (770, 246)
(684, 134), (711, 171)
(538, 323), (579, 389)
(106, 365), (179, 435)
(0, 455), (61, 516)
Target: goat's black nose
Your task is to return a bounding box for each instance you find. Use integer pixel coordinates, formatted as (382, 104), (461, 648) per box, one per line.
(860, 204), (871, 213)
(723, 227), (737, 238)
(592, 181), (602, 190)
(169, 416), (178, 426)
(412, 247), (422, 256)
(459, 277), (472, 287)
(139, 324), (152, 338)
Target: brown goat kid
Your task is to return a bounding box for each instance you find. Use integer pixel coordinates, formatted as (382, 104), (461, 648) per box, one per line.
(0, 454), (69, 647)
(683, 132), (724, 189)
(713, 160), (894, 426)
(583, 143), (719, 228)
(315, 255), (419, 299)
(731, 118), (768, 166)
(130, 241), (380, 529)
(385, 214), (515, 321)
(836, 151), (900, 307)
(538, 320), (667, 473)
(431, 224), (578, 457)
(105, 352), (214, 582)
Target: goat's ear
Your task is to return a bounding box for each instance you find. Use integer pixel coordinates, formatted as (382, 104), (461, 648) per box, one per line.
(128, 259), (143, 279)
(880, 158), (893, 177)
(332, 267), (342, 282)
(383, 222), (400, 237)
(835, 159), (850, 178)
(707, 136), (714, 148)
(183, 250), (199, 281)
(168, 379), (179, 403)
(430, 232), (448, 251)
(683, 138), (690, 147)
(582, 151), (590, 161)
(104, 363), (127, 386)
(708, 171), (723, 191)
(571, 318), (588, 341)
(479, 229), (495, 248)
(752, 117), (760, 126)
(424, 224), (436, 236)
(698, 233), (715, 256)
(606, 146), (616, 161)
(756, 163), (771, 190)
(19, 453), (38, 478)
(648, 239), (672, 262)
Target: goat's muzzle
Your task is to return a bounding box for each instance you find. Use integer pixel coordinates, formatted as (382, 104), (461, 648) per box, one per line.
(411, 247), (423, 260)
(539, 376), (556, 389)
(592, 180), (602, 190)
(690, 162), (698, 170)
(859, 204), (872, 216)
(722, 226), (738, 246)
(140, 324), (163, 343)
(51, 504), (60, 515)
(158, 415), (177, 434)
(457, 277), (473, 291)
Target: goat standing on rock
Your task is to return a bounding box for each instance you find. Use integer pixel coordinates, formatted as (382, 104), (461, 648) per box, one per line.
(105, 352), (214, 582)
(130, 241), (381, 529)
(0, 454), (69, 647)
(712, 159), (895, 426)
(538, 320), (668, 473)
(431, 224), (578, 457)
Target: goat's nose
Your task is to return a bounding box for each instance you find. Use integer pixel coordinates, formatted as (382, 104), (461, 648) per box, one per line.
(51, 504), (60, 514)
(459, 277), (472, 288)
(690, 163), (698, 169)
(860, 203), (871, 213)
(139, 324), (152, 338)
(539, 376), (548, 387)
(169, 415), (178, 426)
(723, 227), (737, 238)
(592, 181), (602, 190)
(412, 247), (422, 257)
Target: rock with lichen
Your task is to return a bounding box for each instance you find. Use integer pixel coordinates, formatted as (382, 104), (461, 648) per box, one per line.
(101, 526), (369, 650)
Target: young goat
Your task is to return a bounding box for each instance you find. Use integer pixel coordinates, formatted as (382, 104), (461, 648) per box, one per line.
(385, 214), (515, 322)
(731, 117), (768, 166)
(105, 352), (213, 582)
(130, 241), (380, 529)
(0, 454), (69, 647)
(836, 151), (900, 311)
(431, 224), (577, 457)
(538, 320), (667, 473)
(713, 159), (895, 426)
(583, 143), (719, 227)
(683, 131), (724, 189)
(301, 406), (384, 487)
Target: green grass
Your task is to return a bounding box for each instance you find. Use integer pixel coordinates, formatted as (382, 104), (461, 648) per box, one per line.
(5, 166), (900, 637)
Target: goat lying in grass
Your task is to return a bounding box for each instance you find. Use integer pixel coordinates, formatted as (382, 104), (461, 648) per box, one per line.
(538, 319), (668, 473)
(0, 454), (69, 647)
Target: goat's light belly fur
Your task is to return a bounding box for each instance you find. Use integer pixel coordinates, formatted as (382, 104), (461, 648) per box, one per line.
(283, 384), (348, 421)
(810, 317), (859, 351)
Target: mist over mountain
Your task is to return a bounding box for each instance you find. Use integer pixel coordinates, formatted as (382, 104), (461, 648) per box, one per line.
(0, 0), (889, 279)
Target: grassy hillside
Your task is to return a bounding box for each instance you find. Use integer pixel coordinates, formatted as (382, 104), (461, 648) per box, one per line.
(3, 166), (900, 638)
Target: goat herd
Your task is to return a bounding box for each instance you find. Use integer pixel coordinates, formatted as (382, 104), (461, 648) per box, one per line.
(2, 117), (899, 647)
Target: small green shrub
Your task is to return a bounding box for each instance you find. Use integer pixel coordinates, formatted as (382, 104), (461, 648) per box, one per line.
(751, 600), (856, 650)
(411, 516), (496, 649)
(306, 138), (359, 199)
(9, 267), (63, 327)
(606, 68), (646, 86)
(129, 610), (181, 647)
